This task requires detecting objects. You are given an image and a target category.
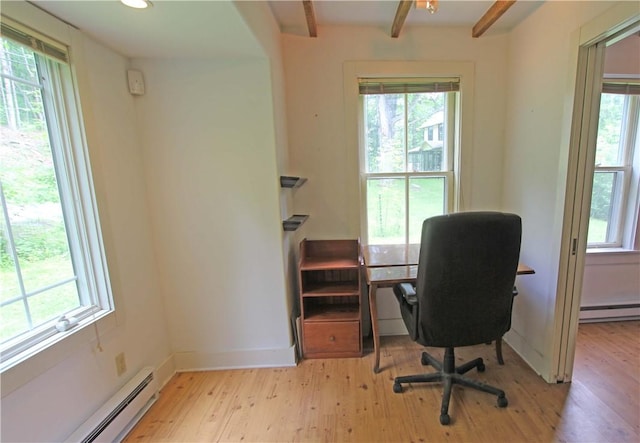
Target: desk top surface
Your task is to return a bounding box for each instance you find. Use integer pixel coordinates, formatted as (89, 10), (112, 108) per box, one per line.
(366, 263), (534, 285)
(363, 244), (535, 284)
(363, 244), (420, 267)
(366, 265), (419, 285)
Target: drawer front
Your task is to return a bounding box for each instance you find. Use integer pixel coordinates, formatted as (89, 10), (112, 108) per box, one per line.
(304, 321), (360, 354)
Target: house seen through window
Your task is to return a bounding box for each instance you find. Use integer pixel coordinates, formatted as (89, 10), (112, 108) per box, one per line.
(360, 78), (458, 244)
(0, 22), (112, 370)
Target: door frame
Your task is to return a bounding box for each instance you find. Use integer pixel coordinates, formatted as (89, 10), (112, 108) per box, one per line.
(552, 7), (640, 382)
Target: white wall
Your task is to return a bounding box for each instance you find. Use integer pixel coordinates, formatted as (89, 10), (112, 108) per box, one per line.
(235, 0), (299, 337)
(502, 1), (636, 380)
(130, 48), (294, 367)
(0, 3), (171, 442)
(604, 32), (640, 75)
(125, 2), (296, 370)
(581, 252), (640, 319)
(282, 25), (509, 330)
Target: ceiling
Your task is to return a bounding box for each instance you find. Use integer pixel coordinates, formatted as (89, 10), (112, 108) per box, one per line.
(26, 0), (545, 59)
(27, 0), (265, 58)
(270, 0), (544, 37)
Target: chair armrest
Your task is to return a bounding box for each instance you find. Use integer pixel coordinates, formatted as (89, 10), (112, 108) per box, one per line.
(397, 282), (418, 305)
(393, 282), (419, 341)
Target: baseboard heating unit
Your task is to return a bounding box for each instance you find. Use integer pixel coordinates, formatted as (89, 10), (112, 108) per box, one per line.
(65, 367), (158, 443)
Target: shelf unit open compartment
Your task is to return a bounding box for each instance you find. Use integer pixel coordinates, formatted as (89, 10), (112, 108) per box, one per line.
(298, 238), (362, 358)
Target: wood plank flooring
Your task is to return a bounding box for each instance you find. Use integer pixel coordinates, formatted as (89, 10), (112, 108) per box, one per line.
(124, 321), (639, 442)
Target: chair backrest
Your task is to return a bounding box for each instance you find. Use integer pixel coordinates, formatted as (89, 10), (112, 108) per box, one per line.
(414, 212), (522, 348)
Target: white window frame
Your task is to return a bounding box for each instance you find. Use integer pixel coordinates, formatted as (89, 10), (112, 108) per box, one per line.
(359, 88), (457, 245)
(588, 88), (640, 251)
(0, 19), (113, 372)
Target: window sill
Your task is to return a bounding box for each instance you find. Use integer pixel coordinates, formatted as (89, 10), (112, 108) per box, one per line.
(586, 247), (639, 255)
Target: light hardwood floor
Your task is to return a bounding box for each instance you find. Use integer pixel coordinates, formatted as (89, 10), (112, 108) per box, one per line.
(124, 321), (639, 442)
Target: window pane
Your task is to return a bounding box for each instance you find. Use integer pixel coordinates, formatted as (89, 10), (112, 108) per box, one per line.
(364, 94), (405, 173)
(595, 94), (625, 166)
(367, 178), (406, 244)
(0, 300), (29, 342)
(29, 282), (79, 325)
(407, 93), (446, 172)
(408, 177), (446, 243)
(588, 171), (624, 244)
(3, 172), (76, 295)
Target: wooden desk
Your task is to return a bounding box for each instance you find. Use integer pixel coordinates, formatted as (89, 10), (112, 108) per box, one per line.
(363, 244), (420, 268)
(363, 244), (535, 373)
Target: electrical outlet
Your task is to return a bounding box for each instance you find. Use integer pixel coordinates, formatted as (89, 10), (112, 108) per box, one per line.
(115, 352), (127, 376)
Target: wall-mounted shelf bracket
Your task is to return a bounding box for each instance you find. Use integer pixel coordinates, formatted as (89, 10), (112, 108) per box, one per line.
(283, 214), (308, 231)
(280, 176), (307, 188)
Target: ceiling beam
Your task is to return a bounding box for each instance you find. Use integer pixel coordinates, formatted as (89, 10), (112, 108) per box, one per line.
(391, 0), (413, 38)
(303, 0), (317, 38)
(472, 0), (516, 38)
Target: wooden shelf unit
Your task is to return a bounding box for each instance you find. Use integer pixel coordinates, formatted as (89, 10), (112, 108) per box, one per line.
(298, 239), (362, 359)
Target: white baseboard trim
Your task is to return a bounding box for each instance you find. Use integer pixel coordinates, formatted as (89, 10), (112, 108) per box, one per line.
(579, 306), (640, 321)
(155, 354), (176, 390)
(174, 345), (297, 371)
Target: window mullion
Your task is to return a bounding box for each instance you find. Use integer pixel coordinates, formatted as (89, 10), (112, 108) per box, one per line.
(24, 276), (79, 299)
(0, 72), (43, 89)
(446, 92), (456, 211)
(404, 93), (410, 244)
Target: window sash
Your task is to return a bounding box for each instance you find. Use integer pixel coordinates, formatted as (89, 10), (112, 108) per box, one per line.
(0, 36), (112, 371)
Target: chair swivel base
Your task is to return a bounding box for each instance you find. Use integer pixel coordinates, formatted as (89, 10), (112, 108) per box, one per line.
(392, 347), (508, 425)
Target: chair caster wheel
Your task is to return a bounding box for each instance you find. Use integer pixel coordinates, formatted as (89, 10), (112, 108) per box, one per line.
(497, 395), (508, 408)
(421, 353), (430, 366)
(440, 414), (450, 425)
(393, 382), (403, 393)
(477, 362), (486, 372)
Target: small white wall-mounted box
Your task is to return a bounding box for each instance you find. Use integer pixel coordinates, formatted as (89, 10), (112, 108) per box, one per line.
(127, 69), (145, 96)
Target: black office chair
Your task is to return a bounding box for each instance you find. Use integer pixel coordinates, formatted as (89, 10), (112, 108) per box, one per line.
(392, 212), (522, 425)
